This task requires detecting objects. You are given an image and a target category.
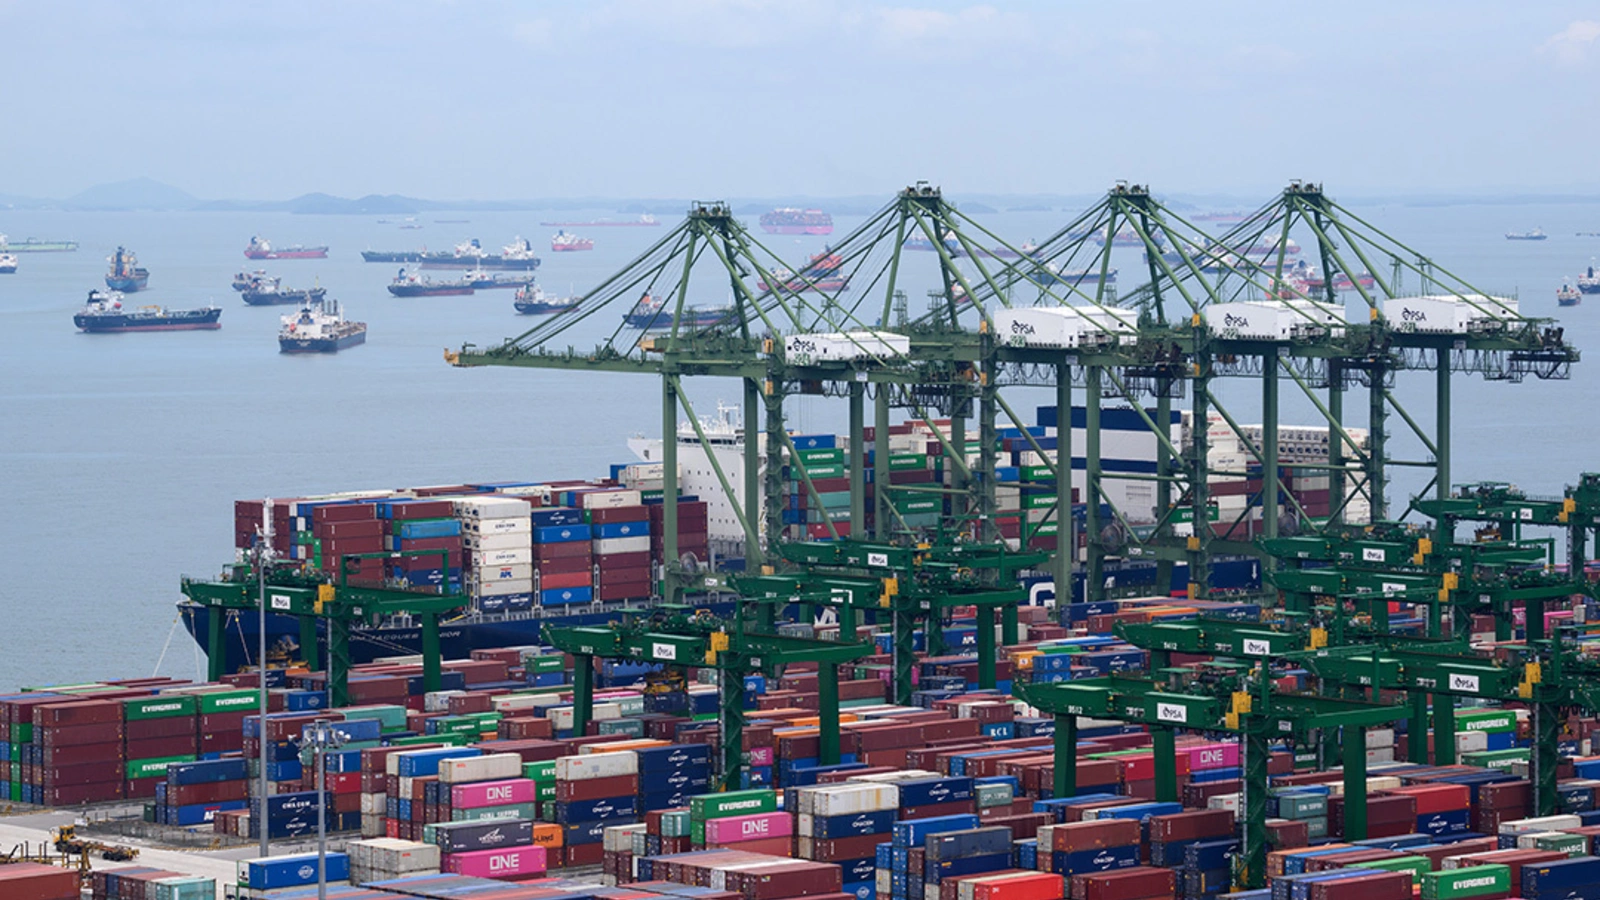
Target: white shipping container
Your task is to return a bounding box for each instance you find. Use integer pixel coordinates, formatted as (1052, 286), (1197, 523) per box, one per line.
(1365, 728), (1394, 749)
(798, 783), (900, 815)
(577, 489), (644, 510)
(785, 330), (911, 364)
(604, 822), (647, 852)
(594, 536), (652, 555)
(556, 750), (639, 781)
(1206, 301), (1288, 340)
(471, 547), (533, 567)
(494, 485), (553, 501)
(453, 497), (533, 519)
(360, 792), (388, 814)
(471, 563), (534, 582)
(1384, 294), (1519, 333)
(437, 752), (525, 784)
(491, 694), (545, 713)
(993, 307), (1097, 349)
(1455, 731), (1489, 753)
(347, 837), (441, 873)
(463, 531), (533, 552)
(424, 691), (464, 713)
(472, 578), (534, 597)
(462, 516), (532, 536)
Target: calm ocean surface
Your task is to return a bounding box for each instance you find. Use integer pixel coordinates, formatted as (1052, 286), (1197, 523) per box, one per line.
(1, 200), (1596, 690)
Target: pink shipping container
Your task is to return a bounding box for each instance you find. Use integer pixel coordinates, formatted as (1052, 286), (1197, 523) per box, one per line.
(746, 747), (775, 767)
(444, 844), (548, 879)
(451, 778), (538, 809)
(1185, 743), (1239, 770)
(704, 812), (795, 844)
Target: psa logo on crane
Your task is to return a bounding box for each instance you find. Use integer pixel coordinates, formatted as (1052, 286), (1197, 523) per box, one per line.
(1156, 702), (1188, 724)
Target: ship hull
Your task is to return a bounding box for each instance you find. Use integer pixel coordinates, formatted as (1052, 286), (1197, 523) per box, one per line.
(280, 329), (367, 353)
(75, 309), (222, 332)
(418, 258), (539, 270)
(1559, 298), (1581, 307)
(0, 263), (16, 274)
(470, 279), (533, 290)
(106, 273), (149, 292)
(388, 284), (474, 297)
(179, 556), (1261, 673)
(550, 245), (593, 252)
(1578, 284), (1600, 295)
(362, 251), (425, 263)
(625, 311), (732, 329)
(761, 225), (833, 236)
(515, 301), (578, 315)
(245, 249), (328, 259)
(243, 288), (326, 306)
(3, 240), (78, 252)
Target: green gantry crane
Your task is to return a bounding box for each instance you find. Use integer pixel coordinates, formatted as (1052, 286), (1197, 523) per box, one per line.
(181, 550), (466, 706)
(542, 606), (873, 790)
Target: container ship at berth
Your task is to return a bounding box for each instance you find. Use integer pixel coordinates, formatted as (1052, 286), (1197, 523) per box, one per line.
(245, 236), (329, 259)
(74, 290), (220, 332)
(760, 208), (833, 235)
(278, 299), (365, 353)
(177, 402), (1343, 670)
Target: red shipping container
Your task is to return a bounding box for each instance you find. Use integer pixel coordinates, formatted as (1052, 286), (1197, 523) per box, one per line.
(39, 743), (123, 767)
(1050, 818), (1140, 852)
(33, 700), (122, 727)
(599, 581), (653, 602)
(1306, 870), (1411, 900)
(1386, 783), (1470, 815)
(589, 506), (651, 524)
(1072, 866), (1174, 900)
(167, 780), (249, 806)
(39, 722), (124, 746)
(124, 716), (197, 742)
(0, 862), (81, 900)
(124, 735), (198, 760)
(312, 503), (377, 523)
(972, 873), (1066, 900)
(539, 570), (593, 590)
(554, 774), (640, 802)
(42, 782), (123, 805)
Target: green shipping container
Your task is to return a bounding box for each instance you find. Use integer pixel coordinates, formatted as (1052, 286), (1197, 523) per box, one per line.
(888, 454), (927, 472)
(798, 448), (846, 466)
(1530, 831), (1587, 856)
(123, 695), (198, 721)
(126, 755), (197, 781)
(198, 690), (261, 714)
(660, 808), (693, 838)
(339, 705), (409, 732)
(1353, 855), (1430, 884)
(1419, 864), (1509, 899)
(13, 723), (32, 744)
(597, 719), (644, 737)
(522, 654), (566, 674)
(1460, 748), (1528, 770)
(797, 463), (846, 480)
(893, 497), (942, 515)
(523, 760), (556, 782)
(1024, 492), (1059, 510)
(1455, 709), (1516, 732)
(1022, 465), (1057, 482)
(690, 789), (777, 821)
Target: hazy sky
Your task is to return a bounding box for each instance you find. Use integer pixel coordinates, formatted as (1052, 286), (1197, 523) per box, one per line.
(4, 1), (1598, 201)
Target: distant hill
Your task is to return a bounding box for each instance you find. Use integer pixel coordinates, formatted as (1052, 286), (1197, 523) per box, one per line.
(287, 193), (423, 215)
(67, 177), (199, 211)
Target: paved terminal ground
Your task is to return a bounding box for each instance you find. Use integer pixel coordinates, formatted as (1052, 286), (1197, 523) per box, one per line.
(0, 804), (346, 888)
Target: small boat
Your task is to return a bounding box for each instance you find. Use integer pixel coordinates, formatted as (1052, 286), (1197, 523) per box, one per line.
(387, 267), (475, 297)
(1558, 281), (1582, 307)
(513, 283), (580, 315)
(1506, 228), (1548, 241)
(105, 247), (149, 292)
(279, 299), (366, 353)
(245, 236), (329, 259)
(241, 275), (328, 307)
(1577, 266), (1600, 295)
(0, 253), (16, 274)
(622, 293), (734, 329)
(74, 290), (220, 333)
(550, 231), (594, 252)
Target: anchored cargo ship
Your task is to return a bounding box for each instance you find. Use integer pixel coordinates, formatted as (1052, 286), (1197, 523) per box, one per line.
(623, 294), (735, 329)
(245, 236), (328, 259)
(760, 208), (833, 235)
(1559, 281), (1582, 307)
(466, 268), (536, 290)
(0, 253), (15, 274)
(1506, 228), (1548, 241)
(1026, 265), (1116, 287)
(0, 234), (78, 252)
(278, 299), (366, 353)
(74, 290), (220, 332)
(388, 268), (475, 297)
(364, 238), (542, 270)
(513, 283), (580, 315)
(242, 280), (327, 307)
(104, 247), (150, 292)
(551, 231), (594, 252)
(1579, 266), (1599, 295)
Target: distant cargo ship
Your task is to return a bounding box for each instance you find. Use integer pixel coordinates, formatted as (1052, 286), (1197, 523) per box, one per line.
(758, 250), (850, 292)
(760, 208), (833, 235)
(538, 214), (659, 227)
(623, 294), (734, 329)
(362, 237), (542, 270)
(1506, 228), (1548, 241)
(551, 231), (594, 252)
(466, 268), (535, 290)
(279, 299), (366, 353)
(74, 290), (220, 333)
(1579, 266), (1600, 295)
(1559, 281), (1581, 307)
(245, 236), (329, 259)
(513, 283), (580, 315)
(105, 246), (149, 292)
(0, 235), (78, 252)
(388, 268), (476, 297)
(241, 273), (327, 307)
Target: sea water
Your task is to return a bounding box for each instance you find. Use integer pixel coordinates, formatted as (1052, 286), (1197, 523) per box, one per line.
(0, 200), (1595, 688)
